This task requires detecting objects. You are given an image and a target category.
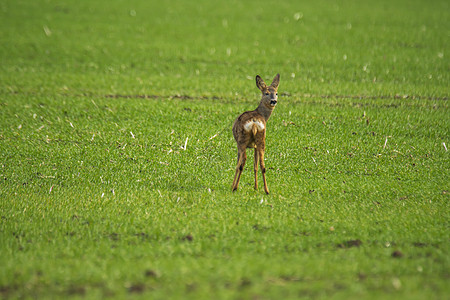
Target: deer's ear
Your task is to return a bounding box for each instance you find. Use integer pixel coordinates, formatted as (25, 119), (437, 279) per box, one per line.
(256, 75), (267, 91)
(270, 74), (280, 89)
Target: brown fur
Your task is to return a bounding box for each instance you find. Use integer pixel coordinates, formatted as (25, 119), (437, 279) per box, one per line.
(232, 74), (280, 194)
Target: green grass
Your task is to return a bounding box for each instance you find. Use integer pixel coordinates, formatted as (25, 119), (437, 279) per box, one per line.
(0, 0), (449, 299)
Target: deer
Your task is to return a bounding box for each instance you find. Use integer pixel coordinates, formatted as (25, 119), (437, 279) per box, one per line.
(232, 73), (280, 194)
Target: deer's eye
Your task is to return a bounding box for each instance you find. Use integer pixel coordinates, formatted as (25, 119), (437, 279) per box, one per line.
(265, 92), (269, 96)
(276, 93), (278, 96)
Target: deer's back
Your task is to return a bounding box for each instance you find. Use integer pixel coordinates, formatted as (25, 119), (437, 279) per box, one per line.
(233, 110), (266, 147)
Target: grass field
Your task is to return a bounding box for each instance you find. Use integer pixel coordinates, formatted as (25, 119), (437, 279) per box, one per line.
(0, 0), (449, 299)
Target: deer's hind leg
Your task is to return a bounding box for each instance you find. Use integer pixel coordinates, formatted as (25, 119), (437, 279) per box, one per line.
(256, 144), (269, 195)
(254, 147), (259, 190)
(232, 147), (247, 192)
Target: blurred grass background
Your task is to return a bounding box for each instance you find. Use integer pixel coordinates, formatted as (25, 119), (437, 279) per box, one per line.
(1, 0), (448, 97)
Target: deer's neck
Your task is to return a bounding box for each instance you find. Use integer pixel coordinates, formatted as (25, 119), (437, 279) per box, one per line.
(256, 101), (274, 122)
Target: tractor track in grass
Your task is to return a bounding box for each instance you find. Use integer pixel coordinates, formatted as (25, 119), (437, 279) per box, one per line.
(103, 93), (448, 101)
(3, 91), (447, 101)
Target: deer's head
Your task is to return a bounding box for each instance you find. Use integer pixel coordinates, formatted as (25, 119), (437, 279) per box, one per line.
(256, 74), (280, 108)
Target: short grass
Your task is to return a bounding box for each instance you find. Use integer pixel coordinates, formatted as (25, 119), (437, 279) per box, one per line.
(0, 0), (448, 299)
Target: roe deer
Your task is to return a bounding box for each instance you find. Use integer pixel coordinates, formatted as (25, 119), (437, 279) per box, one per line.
(232, 73), (280, 194)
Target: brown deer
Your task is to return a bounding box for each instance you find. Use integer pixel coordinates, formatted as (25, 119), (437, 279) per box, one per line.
(232, 74), (280, 194)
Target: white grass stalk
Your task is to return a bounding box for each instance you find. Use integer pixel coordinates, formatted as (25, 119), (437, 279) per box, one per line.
(209, 132), (219, 140)
(43, 25), (52, 36)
